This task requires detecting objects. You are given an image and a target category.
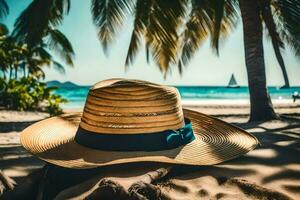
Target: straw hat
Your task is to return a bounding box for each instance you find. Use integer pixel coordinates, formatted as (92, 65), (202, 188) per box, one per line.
(21, 79), (258, 169)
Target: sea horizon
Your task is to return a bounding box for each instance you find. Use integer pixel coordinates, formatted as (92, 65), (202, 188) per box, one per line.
(49, 81), (300, 109)
(46, 80), (300, 88)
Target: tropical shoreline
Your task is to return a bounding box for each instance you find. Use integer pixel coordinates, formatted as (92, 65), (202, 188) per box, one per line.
(62, 100), (300, 116)
(1, 101), (299, 199)
(57, 86), (300, 109)
(1, 0), (300, 198)
(182, 99), (299, 106)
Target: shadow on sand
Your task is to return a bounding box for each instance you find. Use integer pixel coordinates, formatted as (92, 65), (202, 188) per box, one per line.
(0, 120), (40, 133)
(0, 114), (299, 199)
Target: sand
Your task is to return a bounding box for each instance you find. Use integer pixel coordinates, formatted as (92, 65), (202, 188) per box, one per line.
(0, 102), (299, 199)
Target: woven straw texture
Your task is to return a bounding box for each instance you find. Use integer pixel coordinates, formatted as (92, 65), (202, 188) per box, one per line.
(20, 109), (258, 169)
(20, 79), (258, 169)
(80, 79), (184, 134)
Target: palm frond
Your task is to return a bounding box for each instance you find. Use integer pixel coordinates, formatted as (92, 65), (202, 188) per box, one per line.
(91, 0), (134, 53)
(180, 0), (238, 67)
(272, 0), (300, 58)
(32, 46), (53, 61)
(145, 44), (150, 63)
(210, 0), (239, 54)
(52, 60), (66, 74)
(125, 0), (151, 67)
(28, 65), (45, 79)
(0, 47), (9, 72)
(13, 0), (70, 46)
(261, 1), (284, 49)
(0, 0), (8, 19)
(260, 0), (287, 81)
(146, 0), (188, 74)
(0, 23), (8, 36)
(54, 0), (71, 18)
(47, 28), (74, 66)
(210, 0), (225, 55)
(28, 57), (51, 67)
(180, 0), (213, 66)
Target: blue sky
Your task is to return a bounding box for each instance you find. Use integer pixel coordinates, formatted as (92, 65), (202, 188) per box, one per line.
(3, 0), (300, 86)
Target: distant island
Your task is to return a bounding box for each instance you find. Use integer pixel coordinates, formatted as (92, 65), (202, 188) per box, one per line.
(46, 80), (80, 88)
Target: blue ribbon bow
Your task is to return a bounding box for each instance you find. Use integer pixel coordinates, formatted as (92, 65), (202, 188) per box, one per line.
(166, 120), (195, 148)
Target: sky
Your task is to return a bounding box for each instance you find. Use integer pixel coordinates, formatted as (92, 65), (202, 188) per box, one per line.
(3, 0), (300, 86)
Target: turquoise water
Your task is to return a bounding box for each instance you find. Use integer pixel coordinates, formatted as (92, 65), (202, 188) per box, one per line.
(53, 86), (300, 109)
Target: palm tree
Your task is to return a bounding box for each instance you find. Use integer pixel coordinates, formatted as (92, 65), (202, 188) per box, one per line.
(176, 0), (299, 120)
(0, 0), (74, 79)
(0, 26), (74, 80)
(94, 0), (297, 121)
(257, 0), (290, 88)
(12, 0), (300, 121)
(239, 0), (277, 121)
(22, 40), (71, 79)
(120, 0), (299, 121)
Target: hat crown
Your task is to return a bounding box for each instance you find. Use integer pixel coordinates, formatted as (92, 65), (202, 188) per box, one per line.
(79, 79), (185, 134)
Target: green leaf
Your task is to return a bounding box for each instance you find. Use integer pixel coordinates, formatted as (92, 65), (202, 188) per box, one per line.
(125, 0), (151, 67)
(52, 61), (66, 74)
(13, 0), (70, 46)
(0, 23), (8, 36)
(0, 0), (8, 19)
(272, 0), (300, 58)
(91, 0), (134, 53)
(47, 28), (75, 66)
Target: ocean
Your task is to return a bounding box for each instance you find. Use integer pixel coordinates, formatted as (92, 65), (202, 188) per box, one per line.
(53, 86), (300, 109)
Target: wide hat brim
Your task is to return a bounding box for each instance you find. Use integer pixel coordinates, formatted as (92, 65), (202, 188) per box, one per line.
(20, 109), (258, 169)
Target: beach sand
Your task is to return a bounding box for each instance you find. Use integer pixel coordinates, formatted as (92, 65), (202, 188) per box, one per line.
(0, 102), (299, 199)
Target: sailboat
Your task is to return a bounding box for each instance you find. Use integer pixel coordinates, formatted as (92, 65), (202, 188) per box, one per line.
(227, 74), (240, 88)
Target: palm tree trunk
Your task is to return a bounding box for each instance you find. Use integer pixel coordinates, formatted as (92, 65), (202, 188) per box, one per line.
(14, 67), (17, 79)
(239, 0), (278, 121)
(9, 67), (12, 80)
(22, 63), (26, 78)
(3, 71), (6, 80)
